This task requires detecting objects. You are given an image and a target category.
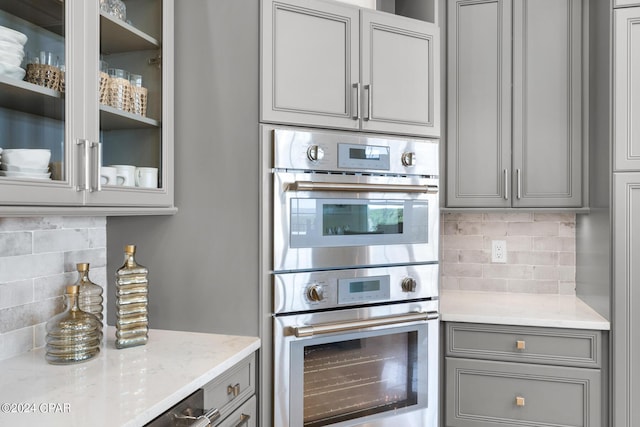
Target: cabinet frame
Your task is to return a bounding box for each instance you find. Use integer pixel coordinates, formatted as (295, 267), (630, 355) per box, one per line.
(0, 0), (175, 215)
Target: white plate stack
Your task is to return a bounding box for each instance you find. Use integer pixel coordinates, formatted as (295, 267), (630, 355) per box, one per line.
(0, 25), (27, 81)
(0, 149), (52, 180)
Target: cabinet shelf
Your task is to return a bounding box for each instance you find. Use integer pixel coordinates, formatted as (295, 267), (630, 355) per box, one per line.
(0, 75), (63, 120)
(100, 105), (159, 130)
(100, 12), (160, 54)
(0, 0), (64, 36)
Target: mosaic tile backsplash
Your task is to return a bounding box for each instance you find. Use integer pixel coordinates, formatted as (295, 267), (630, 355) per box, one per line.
(0, 217), (107, 361)
(441, 212), (576, 295)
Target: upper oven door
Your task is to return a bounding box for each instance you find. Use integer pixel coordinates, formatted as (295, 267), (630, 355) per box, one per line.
(274, 171), (439, 272)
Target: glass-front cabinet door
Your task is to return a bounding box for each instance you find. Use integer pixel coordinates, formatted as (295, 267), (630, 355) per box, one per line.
(89, 0), (173, 207)
(0, 0), (173, 211)
(0, 0), (83, 205)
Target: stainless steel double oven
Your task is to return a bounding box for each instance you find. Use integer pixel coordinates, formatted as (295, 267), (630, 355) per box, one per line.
(268, 126), (440, 427)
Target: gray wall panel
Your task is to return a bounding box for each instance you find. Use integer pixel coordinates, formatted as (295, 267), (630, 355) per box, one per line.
(107, 0), (260, 337)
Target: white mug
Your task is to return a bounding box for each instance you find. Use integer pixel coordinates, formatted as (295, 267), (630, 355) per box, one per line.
(100, 166), (125, 186)
(110, 165), (136, 187)
(135, 167), (158, 188)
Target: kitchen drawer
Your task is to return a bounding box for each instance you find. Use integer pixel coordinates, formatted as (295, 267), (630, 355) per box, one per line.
(446, 357), (602, 427)
(215, 395), (256, 427)
(446, 322), (601, 368)
(203, 353), (256, 420)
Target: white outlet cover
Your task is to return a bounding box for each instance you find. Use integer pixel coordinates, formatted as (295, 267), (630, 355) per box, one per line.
(491, 240), (507, 263)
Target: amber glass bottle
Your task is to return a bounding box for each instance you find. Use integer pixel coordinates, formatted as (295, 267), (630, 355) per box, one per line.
(115, 245), (149, 349)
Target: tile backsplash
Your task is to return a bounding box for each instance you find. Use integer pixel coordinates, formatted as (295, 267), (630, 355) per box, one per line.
(0, 217), (106, 361)
(441, 212), (576, 295)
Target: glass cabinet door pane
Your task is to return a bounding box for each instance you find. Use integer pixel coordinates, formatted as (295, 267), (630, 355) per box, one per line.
(98, 0), (163, 193)
(0, 0), (66, 184)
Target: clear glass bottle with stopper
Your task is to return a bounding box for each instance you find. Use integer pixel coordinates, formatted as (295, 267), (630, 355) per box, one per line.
(76, 262), (104, 324)
(115, 244), (149, 349)
(45, 285), (101, 364)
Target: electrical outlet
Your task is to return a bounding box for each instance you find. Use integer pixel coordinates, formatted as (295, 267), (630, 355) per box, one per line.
(492, 240), (507, 263)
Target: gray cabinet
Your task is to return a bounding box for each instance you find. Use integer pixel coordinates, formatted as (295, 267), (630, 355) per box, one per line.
(261, 0), (440, 137)
(446, 0), (583, 208)
(0, 0), (174, 213)
(612, 174), (640, 427)
(445, 322), (603, 427)
(203, 353), (257, 426)
(612, 8), (640, 427)
(614, 7), (640, 171)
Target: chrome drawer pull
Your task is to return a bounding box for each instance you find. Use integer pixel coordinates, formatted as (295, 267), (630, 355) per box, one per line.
(227, 383), (241, 397)
(515, 396), (526, 407)
(234, 413), (250, 427)
(174, 406), (220, 426)
(516, 340), (526, 350)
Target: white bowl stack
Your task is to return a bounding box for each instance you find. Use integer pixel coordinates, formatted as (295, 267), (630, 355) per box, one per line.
(0, 25), (27, 81)
(0, 149), (51, 180)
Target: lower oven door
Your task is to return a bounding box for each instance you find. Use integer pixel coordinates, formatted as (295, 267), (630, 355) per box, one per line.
(273, 300), (439, 427)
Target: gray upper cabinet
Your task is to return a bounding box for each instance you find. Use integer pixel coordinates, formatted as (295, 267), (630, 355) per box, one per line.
(446, 0), (512, 208)
(614, 7), (640, 171)
(0, 0), (174, 213)
(447, 0), (584, 208)
(615, 0), (640, 7)
(261, 0), (440, 138)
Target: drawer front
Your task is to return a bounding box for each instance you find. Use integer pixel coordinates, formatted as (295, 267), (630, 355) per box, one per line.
(446, 358), (601, 427)
(446, 323), (601, 368)
(203, 354), (256, 419)
(215, 395), (256, 427)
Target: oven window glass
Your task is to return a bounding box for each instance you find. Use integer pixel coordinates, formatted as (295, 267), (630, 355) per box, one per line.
(302, 332), (418, 427)
(290, 198), (428, 247)
(322, 202), (403, 236)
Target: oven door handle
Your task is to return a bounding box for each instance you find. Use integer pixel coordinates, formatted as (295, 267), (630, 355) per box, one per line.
(291, 311), (439, 338)
(288, 181), (438, 194)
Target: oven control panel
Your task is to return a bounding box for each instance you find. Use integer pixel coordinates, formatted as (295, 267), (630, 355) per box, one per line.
(273, 264), (439, 314)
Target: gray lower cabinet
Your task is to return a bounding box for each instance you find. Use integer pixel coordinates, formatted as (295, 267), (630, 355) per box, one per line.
(445, 322), (603, 427)
(446, 0), (583, 208)
(202, 353), (257, 425)
(261, 0), (440, 137)
(612, 173), (640, 427)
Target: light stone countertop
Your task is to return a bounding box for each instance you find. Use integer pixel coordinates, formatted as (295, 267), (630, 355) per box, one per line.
(0, 327), (260, 427)
(440, 290), (610, 330)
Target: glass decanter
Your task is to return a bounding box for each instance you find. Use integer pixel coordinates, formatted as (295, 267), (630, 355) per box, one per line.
(115, 244), (149, 349)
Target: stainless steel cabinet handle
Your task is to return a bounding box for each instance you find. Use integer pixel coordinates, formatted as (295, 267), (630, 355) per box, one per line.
(364, 84), (372, 120)
(227, 383), (241, 397)
(234, 414), (250, 427)
(288, 181), (438, 194)
(292, 311), (438, 338)
(75, 139), (89, 192)
(90, 141), (102, 192)
(504, 169), (509, 200)
(516, 168), (522, 200)
(173, 407), (221, 426)
(352, 83), (361, 120)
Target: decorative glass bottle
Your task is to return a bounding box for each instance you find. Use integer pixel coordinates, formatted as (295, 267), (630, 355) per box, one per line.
(115, 244), (149, 349)
(45, 285), (101, 364)
(76, 263), (104, 323)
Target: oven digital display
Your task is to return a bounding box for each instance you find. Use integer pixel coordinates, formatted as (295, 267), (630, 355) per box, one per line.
(349, 147), (381, 160)
(338, 143), (390, 170)
(349, 280), (380, 293)
(338, 275), (390, 304)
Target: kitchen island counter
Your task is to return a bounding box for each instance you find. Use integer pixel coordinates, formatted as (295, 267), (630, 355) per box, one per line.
(440, 290), (610, 330)
(0, 327), (260, 427)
